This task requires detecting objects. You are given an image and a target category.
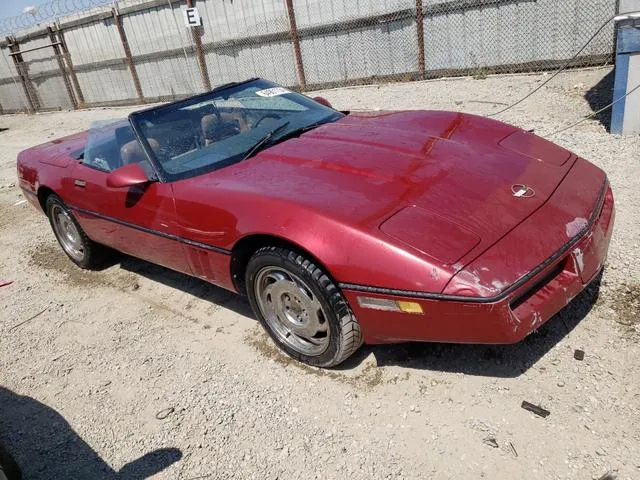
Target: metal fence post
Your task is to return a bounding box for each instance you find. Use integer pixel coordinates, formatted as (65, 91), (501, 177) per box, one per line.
(47, 26), (78, 109)
(416, 0), (425, 78)
(5, 36), (39, 113)
(55, 23), (85, 106)
(186, 0), (211, 92)
(113, 8), (144, 103)
(285, 0), (306, 90)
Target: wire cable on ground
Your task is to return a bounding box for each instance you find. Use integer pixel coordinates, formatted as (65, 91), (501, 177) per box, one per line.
(487, 11), (640, 118)
(544, 81), (640, 137)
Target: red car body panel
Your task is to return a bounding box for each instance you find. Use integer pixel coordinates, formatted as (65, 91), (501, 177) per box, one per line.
(345, 180), (614, 344)
(17, 110), (614, 345)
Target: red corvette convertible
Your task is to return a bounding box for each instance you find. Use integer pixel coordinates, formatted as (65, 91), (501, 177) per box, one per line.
(17, 78), (614, 367)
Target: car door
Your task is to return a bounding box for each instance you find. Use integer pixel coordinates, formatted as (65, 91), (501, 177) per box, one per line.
(68, 126), (191, 276)
(169, 177), (238, 292)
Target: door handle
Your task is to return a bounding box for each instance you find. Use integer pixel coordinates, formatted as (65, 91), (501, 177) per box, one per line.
(74, 179), (86, 188)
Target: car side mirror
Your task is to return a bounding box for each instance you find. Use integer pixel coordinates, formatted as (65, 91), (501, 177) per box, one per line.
(107, 162), (151, 188)
(313, 96), (333, 108)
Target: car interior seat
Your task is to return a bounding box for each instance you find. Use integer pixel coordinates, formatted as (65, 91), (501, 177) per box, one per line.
(120, 138), (160, 166)
(201, 111), (249, 145)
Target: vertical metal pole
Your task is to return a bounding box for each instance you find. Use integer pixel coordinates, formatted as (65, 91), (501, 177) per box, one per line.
(416, 0), (425, 78)
(186, 0), (211, 91)
(113, 9), (144, 103)
(6, 36), (38, 113)
(48, 26), (77, 109)
(613, 0), (622, 61)
(284, 0), (306, 90)
(55, 23), (85, 106)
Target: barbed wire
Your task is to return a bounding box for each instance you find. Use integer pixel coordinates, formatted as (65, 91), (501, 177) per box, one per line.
(0, 0), (114, 34)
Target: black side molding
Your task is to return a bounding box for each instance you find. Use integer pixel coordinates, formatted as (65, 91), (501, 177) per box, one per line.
(70, 205), (232, 256)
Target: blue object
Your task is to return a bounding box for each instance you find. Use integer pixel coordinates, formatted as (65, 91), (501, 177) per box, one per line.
(611, 24), (640, 134)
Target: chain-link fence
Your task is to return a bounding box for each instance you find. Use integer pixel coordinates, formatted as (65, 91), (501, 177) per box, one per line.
(0, 0), (619, 114)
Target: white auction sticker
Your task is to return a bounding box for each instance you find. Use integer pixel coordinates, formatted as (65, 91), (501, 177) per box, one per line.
(255, 87), (291, 97)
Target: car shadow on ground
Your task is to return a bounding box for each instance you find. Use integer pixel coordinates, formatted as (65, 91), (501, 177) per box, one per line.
(585, 69), (614, 131)
(338, 274), (603, 378)
(111, 254), (601, 379)
(117, 254), (256, 319)
(0, 387), (182, 479)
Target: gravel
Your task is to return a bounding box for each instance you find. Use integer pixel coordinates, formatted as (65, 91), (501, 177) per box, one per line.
(0, 67), (639, 479)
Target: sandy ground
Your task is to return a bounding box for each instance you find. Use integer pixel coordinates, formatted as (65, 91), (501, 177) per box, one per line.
(0, 67), (639, 480)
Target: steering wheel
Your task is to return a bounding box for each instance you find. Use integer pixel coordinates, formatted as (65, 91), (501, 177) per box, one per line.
(253, 113), (281, 129)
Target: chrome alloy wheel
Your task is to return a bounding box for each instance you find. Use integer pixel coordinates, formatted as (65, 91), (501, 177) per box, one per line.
(254, 267), (330, 356)
(50, 204), (84, 262)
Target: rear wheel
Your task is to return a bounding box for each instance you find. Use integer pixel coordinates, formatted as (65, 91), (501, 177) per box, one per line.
(246, 246), (362, 367)
(45, 195), (108, 269)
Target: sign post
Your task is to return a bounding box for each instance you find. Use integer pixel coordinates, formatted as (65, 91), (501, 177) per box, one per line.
(182, 4), (210, 91)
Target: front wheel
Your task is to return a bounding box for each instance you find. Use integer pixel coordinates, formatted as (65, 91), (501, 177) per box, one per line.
(246, 246), (363, 367)
(45, 194), (108, 269)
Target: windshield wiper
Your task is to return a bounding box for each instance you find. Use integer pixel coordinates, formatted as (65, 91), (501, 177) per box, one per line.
(241, 121), (290, 160)
(272, 115), (341, 142)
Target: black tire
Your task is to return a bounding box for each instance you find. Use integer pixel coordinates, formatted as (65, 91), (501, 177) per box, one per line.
(45, 194), (109, 269)
(246, 246), (363, 367)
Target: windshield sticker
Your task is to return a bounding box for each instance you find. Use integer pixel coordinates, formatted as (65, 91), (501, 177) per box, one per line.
(255, 87), (291, 97)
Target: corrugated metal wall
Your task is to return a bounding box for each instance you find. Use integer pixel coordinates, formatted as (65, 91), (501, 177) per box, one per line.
(63, 16), (136, 104)
(122, 4), (201, 98)
(422, 0), (615, 72)
(294, 0), (417, 84)
(0, 0), (618, 113)
(0, 48), (28, 112)
(18, 32), (73, 110)
(196, 0), (297, 87)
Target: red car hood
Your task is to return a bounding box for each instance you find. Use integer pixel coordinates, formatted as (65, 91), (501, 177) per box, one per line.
(224, 110), (576, 265)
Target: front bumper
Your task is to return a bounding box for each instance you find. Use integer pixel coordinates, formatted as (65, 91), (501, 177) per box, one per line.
(342, 185), (615, 345)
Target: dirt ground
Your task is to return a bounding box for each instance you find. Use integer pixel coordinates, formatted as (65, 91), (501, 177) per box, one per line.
(0, 67), (639, 480)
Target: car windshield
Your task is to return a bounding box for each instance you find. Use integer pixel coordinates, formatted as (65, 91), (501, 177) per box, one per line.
(128, 79), (343, 182)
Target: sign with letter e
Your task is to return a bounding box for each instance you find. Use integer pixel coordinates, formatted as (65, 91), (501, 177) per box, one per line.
(183, 7), (202, 27)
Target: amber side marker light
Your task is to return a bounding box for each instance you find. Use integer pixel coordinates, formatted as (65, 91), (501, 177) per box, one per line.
(356, 297), (424, 314)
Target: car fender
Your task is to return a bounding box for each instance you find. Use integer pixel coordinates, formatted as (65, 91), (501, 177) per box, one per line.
(226, 195), (453, 294)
